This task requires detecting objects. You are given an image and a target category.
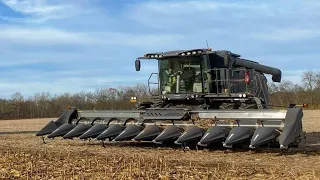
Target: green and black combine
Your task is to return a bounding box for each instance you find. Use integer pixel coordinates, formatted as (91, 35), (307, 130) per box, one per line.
(36, 48), (306, 150)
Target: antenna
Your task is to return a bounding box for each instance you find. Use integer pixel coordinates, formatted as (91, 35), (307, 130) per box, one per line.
(206, 40), (209, 48)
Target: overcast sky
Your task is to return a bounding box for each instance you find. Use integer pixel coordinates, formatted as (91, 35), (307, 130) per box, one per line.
(0, 0), (319, 98)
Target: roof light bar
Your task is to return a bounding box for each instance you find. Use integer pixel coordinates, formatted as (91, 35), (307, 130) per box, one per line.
(144, 54), (164, 58)
(144, 48), (211, 58)
(179, 50), (203, 56)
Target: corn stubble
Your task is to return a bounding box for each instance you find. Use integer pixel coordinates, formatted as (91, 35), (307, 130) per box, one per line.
(0, 147), (221, 180)
(0, 145), (318, 180)
(0, 112), (320, 180)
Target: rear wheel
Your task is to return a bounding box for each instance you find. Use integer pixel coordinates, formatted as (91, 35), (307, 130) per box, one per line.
(152, 99), (164, 108)
(137, 105), (147, 110)
(219, 103), (235, 110)
(239, 103), (257, 110)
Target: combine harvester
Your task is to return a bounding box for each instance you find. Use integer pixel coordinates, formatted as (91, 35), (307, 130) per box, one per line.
(36, 48), (306, 150)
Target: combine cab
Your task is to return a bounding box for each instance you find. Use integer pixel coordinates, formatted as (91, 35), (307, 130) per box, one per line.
(36, 48), (306, 150)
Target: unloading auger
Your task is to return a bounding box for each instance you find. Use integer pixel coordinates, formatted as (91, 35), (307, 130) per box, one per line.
(36, 48), (306, 149)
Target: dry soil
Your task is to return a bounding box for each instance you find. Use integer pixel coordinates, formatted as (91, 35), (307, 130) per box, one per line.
(0, 110), (319, 179)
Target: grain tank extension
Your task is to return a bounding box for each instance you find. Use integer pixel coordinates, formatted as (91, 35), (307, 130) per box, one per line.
(36, 48), (306, 150)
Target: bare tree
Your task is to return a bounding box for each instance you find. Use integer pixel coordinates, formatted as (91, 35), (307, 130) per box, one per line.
(278, 80), (295, 92)
(11, 92), (24, 119)
(267, 82), (279, 94)
(316, 70), (320, 89)
(301, 70), (318, 104)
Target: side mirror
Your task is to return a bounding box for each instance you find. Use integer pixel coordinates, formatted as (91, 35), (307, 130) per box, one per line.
(135, 59), (141, 71)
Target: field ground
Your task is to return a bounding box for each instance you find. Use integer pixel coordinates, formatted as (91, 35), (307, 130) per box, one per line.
(0, 111), (320, 179)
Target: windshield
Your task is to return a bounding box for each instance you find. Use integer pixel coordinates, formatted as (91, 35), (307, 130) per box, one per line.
(159, 56), (204, 94)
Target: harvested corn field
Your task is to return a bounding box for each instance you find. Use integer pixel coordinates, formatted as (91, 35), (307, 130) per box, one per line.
(0, 110), (320, 179)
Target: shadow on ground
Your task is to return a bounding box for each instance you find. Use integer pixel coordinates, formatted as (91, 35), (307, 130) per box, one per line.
(306, 132), (320, 151)
(7, 131), (320, 156)
(0, 131), (38, 135)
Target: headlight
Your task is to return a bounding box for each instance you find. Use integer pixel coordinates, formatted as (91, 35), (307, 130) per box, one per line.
(239, 94), (243, 97)
(187, 52), (191, 55)
(192, 51), (196, 55)
(242, 94), (246, 98)
(181, 53), (185, 56)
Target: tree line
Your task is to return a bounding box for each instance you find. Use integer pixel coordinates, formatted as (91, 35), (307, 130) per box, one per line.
(269, 70), (320, 107)
(0, 84), (149, 120)
(1, 70), (320, 120)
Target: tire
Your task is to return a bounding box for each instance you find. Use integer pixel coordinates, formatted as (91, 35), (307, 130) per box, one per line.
(239, 103), (257, 110)
(219, 103), (235, 110)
